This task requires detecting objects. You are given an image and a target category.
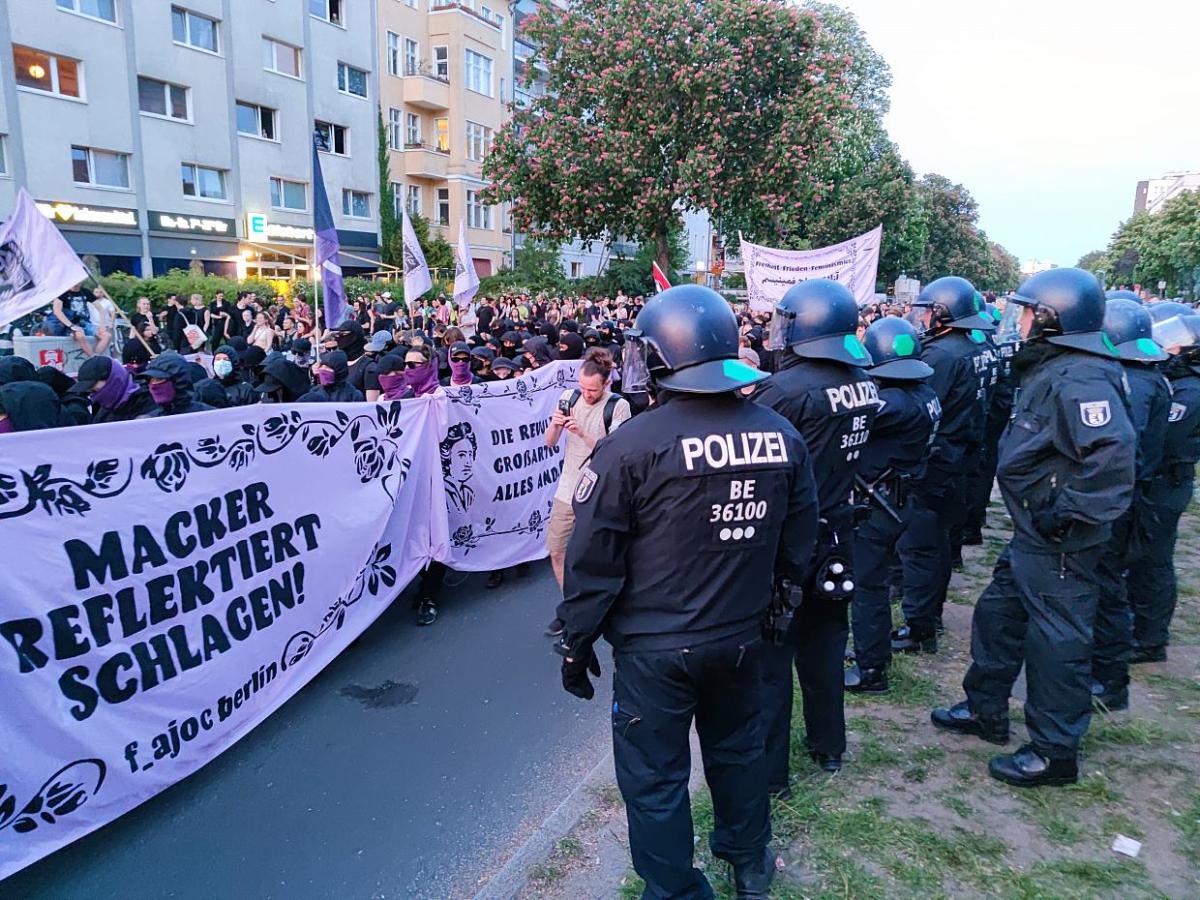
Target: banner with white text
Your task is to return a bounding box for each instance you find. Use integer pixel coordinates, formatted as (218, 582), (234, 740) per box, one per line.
(0, 401), (440, 879)
(437, 361), (582, 571)
(742, 225), (882, 313)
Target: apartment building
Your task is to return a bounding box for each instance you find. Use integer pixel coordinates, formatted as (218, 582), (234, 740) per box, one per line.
(378, 0), (511, 277)
(0, 0), (381, 279)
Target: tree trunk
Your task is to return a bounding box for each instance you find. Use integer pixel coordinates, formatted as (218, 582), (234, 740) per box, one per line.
(655, 230), (670, 279)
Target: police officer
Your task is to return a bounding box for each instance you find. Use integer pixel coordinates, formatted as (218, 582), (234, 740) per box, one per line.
(1126, 310), (1200, 662)
(845, 317), (942, 694)
(892, 277), (995, 654)
(932, 268), (1136, 787)
(1090, 299), (1170, 708)
(555, 285), (819, 899)
(961, 301), (1012, 546)
(754, 279), (877, 781)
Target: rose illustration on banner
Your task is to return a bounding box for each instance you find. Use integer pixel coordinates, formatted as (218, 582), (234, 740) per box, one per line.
(140, 443), (190, 492)
(353, 437), (388, 482)
(0, 759), (106, 836)
(0, 458), (132, 520)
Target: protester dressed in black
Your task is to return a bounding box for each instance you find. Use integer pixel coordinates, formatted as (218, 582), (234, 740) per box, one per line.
(72, 356), (156, 423)
(0, 381), (76, 432)
(299, 351), (366, 403)
(143, 353), (216, 417)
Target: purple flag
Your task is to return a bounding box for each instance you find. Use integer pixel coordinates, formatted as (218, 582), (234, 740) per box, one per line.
(312, 132), (345, 329)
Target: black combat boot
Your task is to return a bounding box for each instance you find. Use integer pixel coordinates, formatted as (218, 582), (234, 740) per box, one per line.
(808, 750), (842, 773)
(988, 744), (1078, 787)
(710, 845), (775, 900)
(891, 625), (937, 654)
(930, 700), (1009, 744)
(1130, 645), (1167, 664)
(844, 664), (889, 694)
(1090, 680), (1129, 712)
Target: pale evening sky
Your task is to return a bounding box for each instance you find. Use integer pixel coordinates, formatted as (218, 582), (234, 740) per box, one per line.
(835, 0), (1200, 268)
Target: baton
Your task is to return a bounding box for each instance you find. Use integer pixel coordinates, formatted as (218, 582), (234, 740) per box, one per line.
(855, 472), (903, 526)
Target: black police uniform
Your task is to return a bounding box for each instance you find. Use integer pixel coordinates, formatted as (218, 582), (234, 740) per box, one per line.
(558, 392), (818, 899)
(851, 379), (941, 675)
(1091, 362), (1169, 697)
(898, 329), (991, 641)
(1128, 357), (1200, 657)
(963, 334), (1015, 542)
(962, 344), (1135, 759)
(754, 356), (877, 781)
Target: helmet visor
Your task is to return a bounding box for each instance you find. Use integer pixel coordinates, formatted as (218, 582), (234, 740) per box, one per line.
(1151, 315), (1199, 353)
(995, 301), (1023, 344)
(765, 309), (789, 351)
(620, 336), (651, 393)
(904, 307), (929, 336)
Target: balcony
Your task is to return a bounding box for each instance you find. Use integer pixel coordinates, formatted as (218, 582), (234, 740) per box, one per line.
(403, 63), (450, 110)
(403, 143), (450, 180)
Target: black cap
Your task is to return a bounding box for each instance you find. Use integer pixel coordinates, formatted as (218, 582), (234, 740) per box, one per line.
(449, 341), (471, 357)
(292, 337), (312, 354)
(74, 356), (116, 392)
(491, 356), (516, 372)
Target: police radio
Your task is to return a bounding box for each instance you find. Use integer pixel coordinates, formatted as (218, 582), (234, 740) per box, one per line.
(814, 526), (855, 602)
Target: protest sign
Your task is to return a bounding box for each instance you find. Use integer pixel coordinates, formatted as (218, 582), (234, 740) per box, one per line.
(0, 188), (90, 329)
(0, 401), (439, 879)
(437, 361), (582, 571)
(741, 225), (882, 313)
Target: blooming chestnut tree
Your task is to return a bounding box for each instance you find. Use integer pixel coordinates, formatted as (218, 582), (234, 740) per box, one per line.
(483, 0), (860, 271)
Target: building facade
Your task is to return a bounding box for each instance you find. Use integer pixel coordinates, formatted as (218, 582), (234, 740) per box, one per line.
(0, 0), (381, 279)
(1134, 171), (1200, 217)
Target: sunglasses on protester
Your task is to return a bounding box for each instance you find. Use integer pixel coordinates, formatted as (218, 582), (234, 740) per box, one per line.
(450, 354), (471, 363)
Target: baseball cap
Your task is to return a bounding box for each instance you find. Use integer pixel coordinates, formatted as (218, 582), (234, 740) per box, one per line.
(365, 331), (390, 353)
(73, 355), (116, 392)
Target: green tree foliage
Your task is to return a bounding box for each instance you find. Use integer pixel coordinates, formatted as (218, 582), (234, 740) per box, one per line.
(484, 0), (860, 270)
(98, 271), (280, 313)
(1102, 192), (1200, 297)
(1076, 249), (1105, 274)
(386, 211), (454, 276)
(378, 108), (398, 268)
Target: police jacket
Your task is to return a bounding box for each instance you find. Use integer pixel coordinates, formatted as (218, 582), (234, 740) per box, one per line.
(921, 329), (992, 482)
(1158, 359), (1200, 482)
(753, 354), (877, 519)
(987, 339), (1020, 438)
(858, 380), (941, 483)
(998, 344), (1135, 553)
(557, 391), (819, 652)
(1122, 364), (1171, 484)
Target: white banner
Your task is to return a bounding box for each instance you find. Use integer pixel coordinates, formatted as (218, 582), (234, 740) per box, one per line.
(453, 220), (480, 311)
(0, 187), (91, 329)
(401, 206), (432, 304)
(437, 361), (581, 572)
(741, 225), (882, 313)
(0, 401), (441, 879)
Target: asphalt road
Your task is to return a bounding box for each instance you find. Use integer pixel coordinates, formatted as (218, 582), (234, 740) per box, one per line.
(2, 563), (613, 900)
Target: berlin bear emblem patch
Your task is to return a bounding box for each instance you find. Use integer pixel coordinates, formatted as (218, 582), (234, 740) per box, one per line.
(1079, 400), (1112, 428)
(575, 467), (598, 504)
(1169, 402), (1188, 423)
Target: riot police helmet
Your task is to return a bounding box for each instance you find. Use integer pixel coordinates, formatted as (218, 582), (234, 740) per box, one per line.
(912, 276), (995, 332)
(765, 279), (873, 367)
(1007, 268), (1116, 356)
(622, 285), (767, 394)
(1151, 314), (1200, 355)
(862, 317), (934, 381)
(1105, 289), (1143, 304)
(1147, 300), (1194, 323)
(1103, 299), (1168, 363)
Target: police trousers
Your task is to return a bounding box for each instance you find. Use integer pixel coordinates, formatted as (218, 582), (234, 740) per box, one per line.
(1128, 474), (1192, 653)
(612, 631), (770, 900)
(900, 475), (965, 635)
(963, 542), (1102, 759)
(852, 496), (916, 670)
(1091, 505), (1135, 693)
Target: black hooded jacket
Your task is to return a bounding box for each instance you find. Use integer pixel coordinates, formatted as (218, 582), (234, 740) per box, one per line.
(196, 344), (258, 407)
(146, 353), (215, 417)
(0, 357), (37, 386)
(35, 366), (90, 425)
(299, 351), (365, 403)
(258, 356), (313, 403)
(0, 381), (75, 431)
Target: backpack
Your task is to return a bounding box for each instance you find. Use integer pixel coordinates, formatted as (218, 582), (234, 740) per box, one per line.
(566, 388), (624, 434)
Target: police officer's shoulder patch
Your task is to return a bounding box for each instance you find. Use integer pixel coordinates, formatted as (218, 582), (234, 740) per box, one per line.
(1079, 400), (1112, 427)
(1169, 402), (1188, 423)
(575, 467), (598, 504)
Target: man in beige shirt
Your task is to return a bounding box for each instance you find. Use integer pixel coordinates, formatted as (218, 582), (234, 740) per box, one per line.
(544, 349), (631, 635)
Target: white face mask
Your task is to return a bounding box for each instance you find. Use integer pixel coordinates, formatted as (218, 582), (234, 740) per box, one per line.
(214, 359), (234, 378)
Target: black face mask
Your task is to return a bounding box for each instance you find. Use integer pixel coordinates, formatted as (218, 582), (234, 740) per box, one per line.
(335, 332), (357, 351)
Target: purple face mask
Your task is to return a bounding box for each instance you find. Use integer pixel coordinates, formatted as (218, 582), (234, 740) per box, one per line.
(149, 379), (177, 406)
(317, 368), (337, 386)
(91, 359), (138, 410)
(0, 416), (13, 435)
(403, 359), (439, 397)
(450, 360), (472, 382)
(378, 372), (406, 400)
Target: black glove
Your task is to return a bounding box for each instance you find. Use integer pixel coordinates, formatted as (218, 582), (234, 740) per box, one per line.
(1032, 509), (1072, 543)
(560, 645), (602, 701)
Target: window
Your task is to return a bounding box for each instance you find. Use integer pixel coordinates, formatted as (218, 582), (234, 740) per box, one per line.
(309, 0), (342, 25)
(270, 177), (306, 211)
(314, 120), (348, 156)
(236, 102), (277, 140)
(403, 39), (419, 76)
(406, 184), (421, 217)
(263, 37), (302, 78)
(138, 76), (188, 120)
(405, 112), (420, 146)
(466, 190), (491, 229)
(171, 7), (219, 54)
(342, 190), (370, 219)
(465, 49), (492, 96)
(13, 46), (82, 98)
(180, 163), (227, 200)
(337, 62), (368, 98)
(436, 188), (450, 226)
(0, 136), (9, 177)
(386, 32), (400, 77)
(71, 146), (130, 189)
(433, 117), (449, 153)
(56, 0), (117, 23)
(392, 182), (404, 218)
(433, 46), (448, 79)
(405, 0), (417, 7)
(570, 262), (582, 279)
(466, 121), (492, 162)
(387, 108), (403, 150)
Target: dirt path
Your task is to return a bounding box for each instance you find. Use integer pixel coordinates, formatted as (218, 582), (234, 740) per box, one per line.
(517, 498), (1200, 899)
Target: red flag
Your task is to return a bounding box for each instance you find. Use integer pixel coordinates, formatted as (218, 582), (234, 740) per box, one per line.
(651, 261), (671, 293)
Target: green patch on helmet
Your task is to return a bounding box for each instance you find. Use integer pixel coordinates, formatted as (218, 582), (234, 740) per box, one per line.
(893, 333), (916, 357)
(1136, 337), (1160, 356)
(844, 334), (868, 360)
(968, 329), (986, 343)
(1102, 334), (1119, 356)
(722, 359), (761, 383)
(973, 291), (983, 312)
